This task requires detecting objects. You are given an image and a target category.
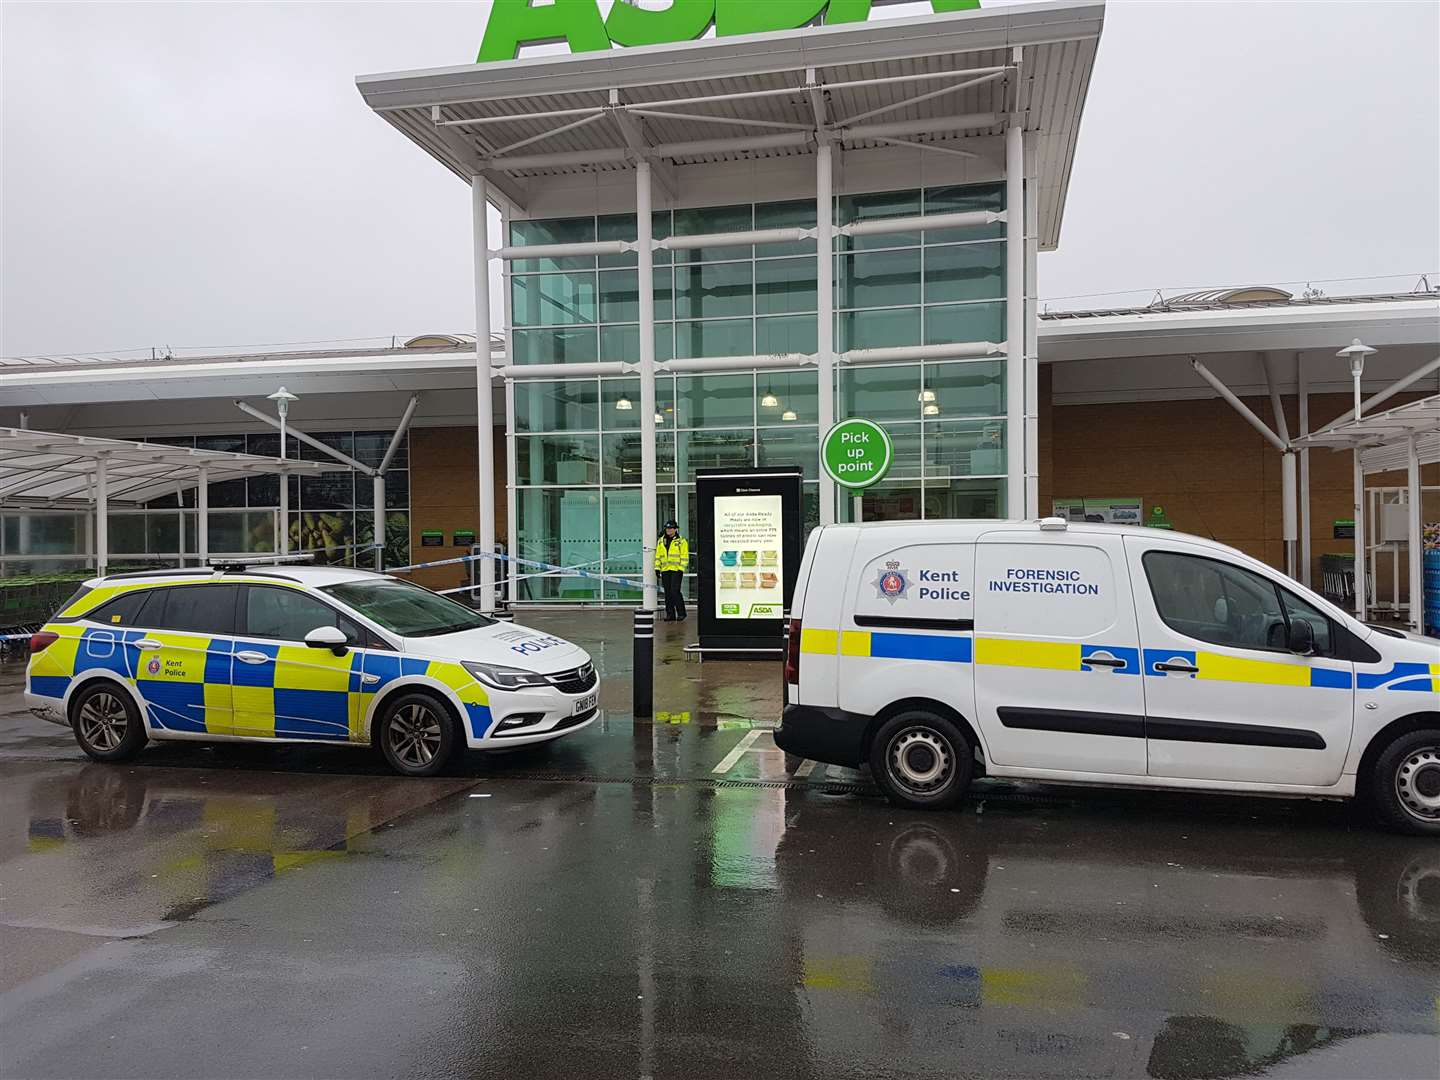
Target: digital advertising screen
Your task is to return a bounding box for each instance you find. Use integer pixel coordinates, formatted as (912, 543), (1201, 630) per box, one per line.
(711, 493), (784, 620)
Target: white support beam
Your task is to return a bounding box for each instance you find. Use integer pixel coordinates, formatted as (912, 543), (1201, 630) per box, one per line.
(473, 175), (497, 612)
(484, 110), (606, 159)
(1005, 122), (1025, 520)
(1298, 352), (1312, 587)
(497, 239), (632, 261)
(626, 108), (812, 133)
(177, 482), (186, 568)
(806, 67), (827, 134)
(1262, 351), (1291, 443)
(1190, 357), (1288, 453)
(378, 394), (421, 475)
(1354, 452), (1367, 621)
(662, 353), (816, 374)
(843, 342), (1004, 365)
(837, 71), (1008, 130)
(197, 464), (209, 566)
(836, 209), (1003, 238)
(1407, 436), (1423, 633)
(817, 140), (836, 526)
(866, 135), (982, 160)
(95, 454), (108, 577)
(637, 159), (659, 613)
(839, 112), (1000, 140)
(659, 227), (813, 250)
(1314, 355), (1440, 435)
(234, 401), (375, 475)
(608, 97), (677, 202)
(373, 473), (386, 571)
(437, 105), (604, 128)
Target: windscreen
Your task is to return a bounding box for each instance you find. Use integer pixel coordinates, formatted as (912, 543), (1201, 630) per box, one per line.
(322, 578), (495, 638)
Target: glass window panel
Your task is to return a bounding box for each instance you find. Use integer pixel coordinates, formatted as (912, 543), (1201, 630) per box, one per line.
(108, 514), (145, 556)
(838, 307), (921, 351)
(925, 301), (1005, 346)
(600, 377), (675, 430)
(853, 481), (923, 522)
(246, 432), (279, 457)
(511, 327), (599, 365)
(924, 182), (1005, 242)
(676, 428), (754, 471)
(755, 257), (816, 314)
(598, 324), (675, 363)
(924, 419), (1007, 476)
(837, 190), (920, 251)
(757, 369), (817, 424)
(924, 477), (1006, 519)
(675, 261), (753, 319)
(508, 217), (596, 272)
(195, 434), (244, 454)
(598, 268), (673, 323)
(352, 432), (398, 470)
(384, 470), (408, 511)
(837, 248), (922, 309)
(756, 425), (818, 480)
(206, 510), (246, 556)
(601, 489), (646, 601)
(597, 211), (673, 267)
(840, 364), (921, 423)
(515, 434), (602, 486)
(294, 511), (355, 559)
(754, 199), (817, 256)
(514, 379), (600, 432)
(756, 314), (817, 356)
(247, 473), (279, 509)
(675, 318), (753, 360)
(924, 359), (1005, 417)
(511, 272), (597, 327)
(676, 373), (753, 428)
(924, 242), (1005, 303)
(297, 432), (353, 463)
(674, 203), (752, 262)
(602, 431), (676, 485)
(301, 472), (353, 511)
(515, 488), (601, 601)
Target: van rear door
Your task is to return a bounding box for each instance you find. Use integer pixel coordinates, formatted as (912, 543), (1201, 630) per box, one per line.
(973, 529), (1147, 775)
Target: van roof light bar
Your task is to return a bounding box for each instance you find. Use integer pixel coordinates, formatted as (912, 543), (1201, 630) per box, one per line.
(1038, 517), (1068, 531)
(206, 554), (316, 571)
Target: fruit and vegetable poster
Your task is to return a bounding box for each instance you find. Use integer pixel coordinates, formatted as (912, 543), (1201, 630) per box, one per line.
(712, 494), (783, 620)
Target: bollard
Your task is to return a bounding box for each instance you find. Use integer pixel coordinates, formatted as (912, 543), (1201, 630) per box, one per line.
(633, 608), (655, 718)
(492, 607), (515, 623)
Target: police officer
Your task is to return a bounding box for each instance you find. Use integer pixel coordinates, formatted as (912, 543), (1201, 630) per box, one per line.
(654, 519), (689, 622)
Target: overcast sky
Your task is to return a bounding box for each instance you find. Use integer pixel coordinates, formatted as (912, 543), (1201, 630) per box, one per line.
(2, 0), (1436, 358)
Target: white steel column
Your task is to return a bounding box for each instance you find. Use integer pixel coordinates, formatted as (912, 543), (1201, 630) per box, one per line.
(472, 174), (496, 611)
(1298, 353), (1312, 587)
(373, 474), (386, 571)
(1407, 435), (1423, 633)
(816, 141), (836, 525)
(1005, 123), (1025, 519)
(278, 472), (290, 556)
(198, 465), (209, 565)
(1023, 143), (1040, 517)
(177, 484), (186, 568)
(636, 160), (659, 611)
(1354, 454), (1367, 621)
(95, 455), (108, 577)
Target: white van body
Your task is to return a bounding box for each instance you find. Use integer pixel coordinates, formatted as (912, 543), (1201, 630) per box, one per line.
(777, 519), (1440, 830)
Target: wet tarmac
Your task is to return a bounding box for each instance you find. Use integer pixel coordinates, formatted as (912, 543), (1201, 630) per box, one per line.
(2, 611), (1438, 1079)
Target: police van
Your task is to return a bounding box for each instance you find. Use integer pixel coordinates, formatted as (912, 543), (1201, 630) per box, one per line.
(777, 519), (1440, 834)
(25, 566), (599, 776)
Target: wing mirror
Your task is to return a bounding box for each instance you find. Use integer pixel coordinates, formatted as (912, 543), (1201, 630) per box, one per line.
(305, 625), (349, 656)
(1286, 618), (1315, 655)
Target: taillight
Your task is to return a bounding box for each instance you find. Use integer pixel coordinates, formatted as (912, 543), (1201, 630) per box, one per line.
(784, 619), (801, 685)
(29, 631), (58, 654)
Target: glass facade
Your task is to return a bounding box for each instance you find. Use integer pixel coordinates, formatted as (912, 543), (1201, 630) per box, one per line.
(508, 183), (1008, 601)
(0, 430), (410, 577)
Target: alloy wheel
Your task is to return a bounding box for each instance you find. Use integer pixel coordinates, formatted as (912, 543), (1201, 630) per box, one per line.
(388, 703), (443, 769)
(77, 692), (128, 753)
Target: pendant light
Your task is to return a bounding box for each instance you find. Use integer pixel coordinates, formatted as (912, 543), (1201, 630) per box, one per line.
(761, 377), (779, 409)
(615, 396), (633, 411)
(782, 409), (798, 421)
(923, 403), (940, 417)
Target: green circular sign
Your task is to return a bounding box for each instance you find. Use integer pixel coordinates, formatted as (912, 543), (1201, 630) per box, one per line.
(822, 418), (893, 490)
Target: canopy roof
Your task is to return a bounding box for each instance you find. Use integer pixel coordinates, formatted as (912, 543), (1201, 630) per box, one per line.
(1291, 393), (1440, 473)
(0, 427), (347, 507)
(356, 1), (1104, 249)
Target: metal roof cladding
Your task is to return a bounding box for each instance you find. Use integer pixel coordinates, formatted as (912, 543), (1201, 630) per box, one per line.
(355, 0), (1105, 251)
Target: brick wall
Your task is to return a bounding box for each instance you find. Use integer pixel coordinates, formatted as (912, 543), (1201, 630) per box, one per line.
(1046, 388), (1438, 583)
(407, 426), (505, 593)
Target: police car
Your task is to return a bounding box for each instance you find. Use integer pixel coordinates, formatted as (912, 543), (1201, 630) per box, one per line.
(778, 519), (1440, 834)
(25, 566), (599, 776)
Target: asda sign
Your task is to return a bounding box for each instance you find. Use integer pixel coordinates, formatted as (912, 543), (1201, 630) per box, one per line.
(479, 0), (980, 63)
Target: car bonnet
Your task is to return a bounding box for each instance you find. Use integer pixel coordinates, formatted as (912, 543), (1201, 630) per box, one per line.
(403, 621), (590, 674)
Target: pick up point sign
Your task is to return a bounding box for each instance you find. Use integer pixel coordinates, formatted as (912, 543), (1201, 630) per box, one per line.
(823, 418), (892, 490)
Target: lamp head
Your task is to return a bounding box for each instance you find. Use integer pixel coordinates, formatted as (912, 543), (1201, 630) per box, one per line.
(267, 386), (299, 417)
(1336, 338), (1376, 377)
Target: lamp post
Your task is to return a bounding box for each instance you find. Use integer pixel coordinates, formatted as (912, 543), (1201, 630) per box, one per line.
(1334, 341), (1374, 622)
(1336, 339), (1375, 421)
(268, 387), (299, 555)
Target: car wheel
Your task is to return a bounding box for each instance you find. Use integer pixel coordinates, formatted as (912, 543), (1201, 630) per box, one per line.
(70, 683), (147, 763)
(377, 693), (457, 777)
(868, 710), (973, 811)
(1370, 729), (1440, 836)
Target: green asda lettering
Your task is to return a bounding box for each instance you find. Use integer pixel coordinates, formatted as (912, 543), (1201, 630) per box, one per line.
(479, 0), (981, 63)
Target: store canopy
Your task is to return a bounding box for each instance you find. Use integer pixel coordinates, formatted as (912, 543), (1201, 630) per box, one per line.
(1291, 393), (1440, 474)
(356, 0), (1103, 249)
(0, 427), (347, 507)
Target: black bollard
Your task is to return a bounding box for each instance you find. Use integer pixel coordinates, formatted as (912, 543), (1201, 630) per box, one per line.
(633, 608), (655, 718)
(492, 607), (515, 623)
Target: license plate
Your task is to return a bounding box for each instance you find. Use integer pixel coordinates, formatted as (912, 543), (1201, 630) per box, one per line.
(573, 693), (597, 715)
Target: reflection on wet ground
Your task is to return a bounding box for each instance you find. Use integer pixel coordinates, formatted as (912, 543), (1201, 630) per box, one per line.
(1, 611), (1437, 1079)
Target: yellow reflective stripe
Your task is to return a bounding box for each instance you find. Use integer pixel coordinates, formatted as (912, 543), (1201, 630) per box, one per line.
(840, 631), (871, 657)
(800, 628), (838, 655)
(1196, 652), (1309, 687)
(974, 638), (1081, 671)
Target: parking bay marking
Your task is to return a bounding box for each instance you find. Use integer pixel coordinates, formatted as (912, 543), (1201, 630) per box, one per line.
(711, 729), (764, 774)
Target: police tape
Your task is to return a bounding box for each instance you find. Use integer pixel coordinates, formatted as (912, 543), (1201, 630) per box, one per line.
(387, 549), (644, 590)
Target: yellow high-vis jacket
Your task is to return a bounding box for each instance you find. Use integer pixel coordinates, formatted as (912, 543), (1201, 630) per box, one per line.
(655, 535), (689, 573)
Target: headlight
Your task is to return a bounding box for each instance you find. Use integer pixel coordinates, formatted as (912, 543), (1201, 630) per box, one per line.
(462, 661), (551, 690)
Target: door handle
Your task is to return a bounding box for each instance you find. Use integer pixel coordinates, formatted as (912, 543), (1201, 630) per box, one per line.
(135, 639), (162, 651)
(1153, 660), (1199, 674)
(235, 651), (271, 665)
(1082, 655), (1127, 669)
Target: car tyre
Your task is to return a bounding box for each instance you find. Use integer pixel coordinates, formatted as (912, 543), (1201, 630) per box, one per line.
(868, 710), (973, 811)
(1370, 729), (1440, 836)
(376, 692), (458, 777)
(69, 682), (147, 763)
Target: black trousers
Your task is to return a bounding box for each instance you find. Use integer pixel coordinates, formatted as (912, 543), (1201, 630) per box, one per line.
(661, 570), (685, 619)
